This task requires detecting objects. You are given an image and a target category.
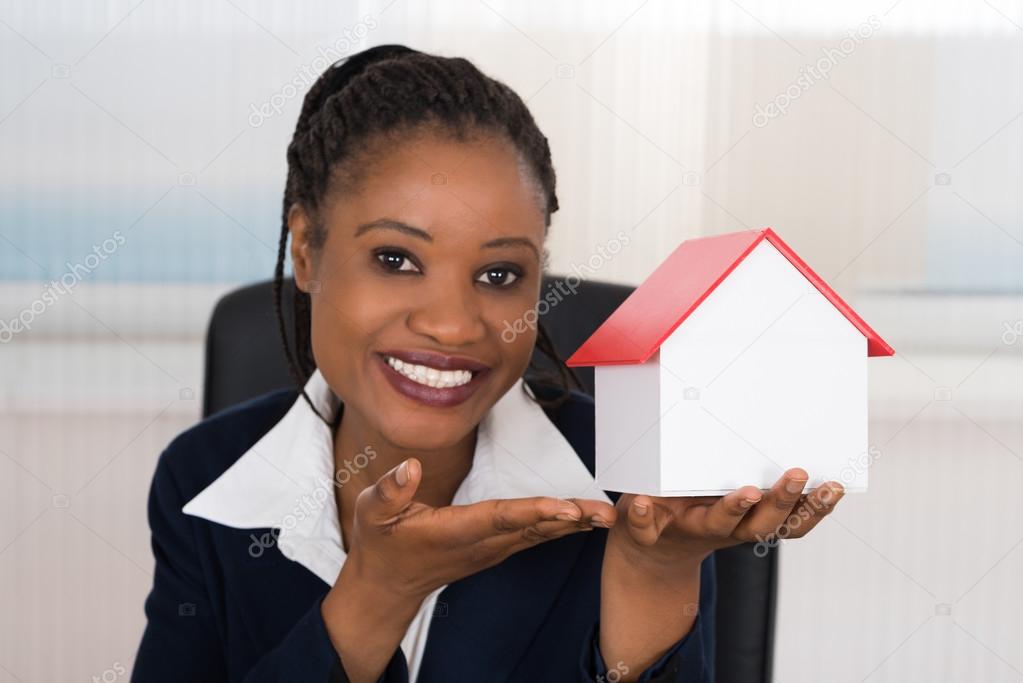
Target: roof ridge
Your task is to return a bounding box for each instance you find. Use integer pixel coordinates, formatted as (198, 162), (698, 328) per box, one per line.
(566, 228), (893, 367)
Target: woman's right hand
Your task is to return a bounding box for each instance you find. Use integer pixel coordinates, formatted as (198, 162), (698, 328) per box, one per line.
(320, 457), (616, 682)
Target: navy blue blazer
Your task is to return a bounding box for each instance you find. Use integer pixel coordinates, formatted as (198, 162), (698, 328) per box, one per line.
(131, 381), (716, 682)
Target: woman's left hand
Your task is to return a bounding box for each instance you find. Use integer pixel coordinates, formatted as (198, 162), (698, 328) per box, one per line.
(608, 467), (845, 569)
(596, 467), (845, 680)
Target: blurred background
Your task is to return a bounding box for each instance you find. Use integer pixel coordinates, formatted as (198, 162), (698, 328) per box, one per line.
(2, 1), (1022, 681)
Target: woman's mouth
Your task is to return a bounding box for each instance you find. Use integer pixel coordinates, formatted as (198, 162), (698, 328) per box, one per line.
(373, 351), (491, 408)
(385, 356), (475, 388)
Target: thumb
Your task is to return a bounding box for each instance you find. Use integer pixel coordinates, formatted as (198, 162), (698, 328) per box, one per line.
(358, 458), (421, 523)
(626, 495), (660, 546)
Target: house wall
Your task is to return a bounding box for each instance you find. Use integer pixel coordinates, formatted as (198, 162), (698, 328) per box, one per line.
(593, 352), (662, 494)
(658, 240), (867, 495)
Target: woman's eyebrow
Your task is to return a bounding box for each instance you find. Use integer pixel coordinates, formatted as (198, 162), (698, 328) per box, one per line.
(355, 218), (431, 241)
(481, 236), (540, 262)
(356, 218), (540, 261)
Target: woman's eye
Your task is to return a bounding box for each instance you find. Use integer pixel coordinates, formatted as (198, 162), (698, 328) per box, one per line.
(476, 268), (520, 287)
(375, 251), (519, 286)
(375, 250), (420, 273)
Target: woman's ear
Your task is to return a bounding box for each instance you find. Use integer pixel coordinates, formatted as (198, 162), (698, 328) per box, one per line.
(287, 204), (319, 294)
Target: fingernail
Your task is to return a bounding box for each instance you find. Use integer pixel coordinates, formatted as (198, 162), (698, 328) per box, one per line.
(786, 479), (807, 495)
(740, 497), (760, 509)
(633, 502), (649, 517)
(590, 516), (611, 528)
(555, 499), (581, 521)
(395, 460), (409, 487)
(821, 485), (844, 506)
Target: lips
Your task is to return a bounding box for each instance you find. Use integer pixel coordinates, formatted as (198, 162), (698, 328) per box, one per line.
(373, 350), (492, 408)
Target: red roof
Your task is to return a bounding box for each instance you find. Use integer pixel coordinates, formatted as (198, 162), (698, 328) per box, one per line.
(565, 228), (894, 367)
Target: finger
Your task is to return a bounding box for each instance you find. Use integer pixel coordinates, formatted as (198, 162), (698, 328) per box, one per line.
(444, 496), (586, 542)
(357, 457), (422, 523)
(783, 481), (845, 539)
(684, 485), (763, 538)
(732, 468), (808, 540)
(564, 497), (617, 528)
(479, 515), (598, 557)
(626, 495), (660, 546)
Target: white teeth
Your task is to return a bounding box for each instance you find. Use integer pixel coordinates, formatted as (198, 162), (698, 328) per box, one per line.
(385, 356), (474, 388)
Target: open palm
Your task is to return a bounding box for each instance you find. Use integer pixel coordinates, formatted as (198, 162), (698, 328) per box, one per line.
(609, 467), (846, 566)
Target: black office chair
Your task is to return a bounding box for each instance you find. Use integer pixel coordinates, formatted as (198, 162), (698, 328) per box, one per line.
(202, 276), (778, 683)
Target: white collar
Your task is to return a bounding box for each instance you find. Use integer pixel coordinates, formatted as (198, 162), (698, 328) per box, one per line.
(182, 369), (611, 585)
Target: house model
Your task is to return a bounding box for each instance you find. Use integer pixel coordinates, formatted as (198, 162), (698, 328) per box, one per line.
(565, 228), (894, 497)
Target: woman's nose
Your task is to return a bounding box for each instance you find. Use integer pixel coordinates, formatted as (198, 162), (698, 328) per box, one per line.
(406, 283), (487, 347)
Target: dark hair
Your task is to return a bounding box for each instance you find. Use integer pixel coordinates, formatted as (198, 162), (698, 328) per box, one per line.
(273, 44), (582, 425)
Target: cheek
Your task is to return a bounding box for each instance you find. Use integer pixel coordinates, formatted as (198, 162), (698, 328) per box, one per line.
(307, 283), (403, 371)
(485, 297), (540, 369)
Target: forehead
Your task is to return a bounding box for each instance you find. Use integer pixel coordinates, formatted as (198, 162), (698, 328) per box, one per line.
(326, 130), (546, 244)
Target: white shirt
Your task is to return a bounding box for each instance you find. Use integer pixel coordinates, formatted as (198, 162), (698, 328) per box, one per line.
(182, 368), (611, 681)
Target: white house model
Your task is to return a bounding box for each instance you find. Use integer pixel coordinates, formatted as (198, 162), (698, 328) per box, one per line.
(565, 228), (894, 497)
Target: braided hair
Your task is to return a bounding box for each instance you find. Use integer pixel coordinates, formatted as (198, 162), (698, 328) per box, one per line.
(274, 44), (582, 426)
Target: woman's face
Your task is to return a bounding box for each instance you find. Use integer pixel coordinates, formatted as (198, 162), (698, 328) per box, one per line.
(290, 130), (547, 452)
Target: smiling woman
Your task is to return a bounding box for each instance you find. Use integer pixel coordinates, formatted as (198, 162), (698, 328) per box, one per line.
(287, 129), (551, 444)
(273, 45), (569, 425)
(131, 44), (842, 683)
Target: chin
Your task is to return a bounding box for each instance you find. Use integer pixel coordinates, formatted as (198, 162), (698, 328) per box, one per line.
(385, 418), (473, 453)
